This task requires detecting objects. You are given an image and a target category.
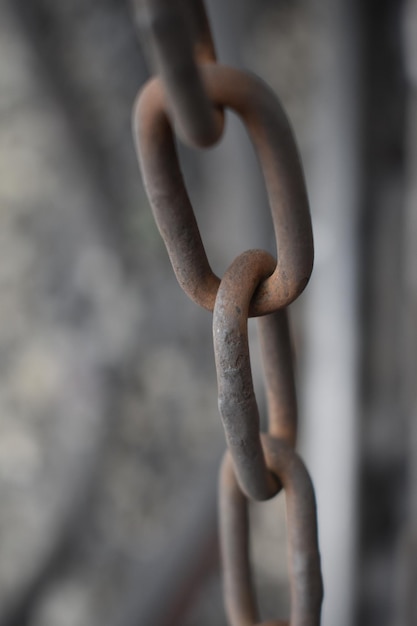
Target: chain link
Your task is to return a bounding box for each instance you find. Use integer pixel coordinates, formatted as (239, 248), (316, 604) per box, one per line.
(133, 1), (323, 623)
(220, 436), (323, 626)
(134, 63), (313, 315)
(136, 0), (223, 146)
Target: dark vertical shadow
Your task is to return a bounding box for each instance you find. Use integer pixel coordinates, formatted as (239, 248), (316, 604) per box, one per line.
(356, 1), (408, 624)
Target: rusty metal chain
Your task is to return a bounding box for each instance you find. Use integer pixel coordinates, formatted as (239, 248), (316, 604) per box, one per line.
(133, 1), (323, 624)
(135, 0), (224, 147)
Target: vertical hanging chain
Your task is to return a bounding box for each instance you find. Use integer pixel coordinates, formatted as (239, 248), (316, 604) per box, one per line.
(133, 1), (323, 624)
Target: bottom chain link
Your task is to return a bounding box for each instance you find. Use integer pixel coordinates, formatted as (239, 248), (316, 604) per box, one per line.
(219, 434), (323, 626)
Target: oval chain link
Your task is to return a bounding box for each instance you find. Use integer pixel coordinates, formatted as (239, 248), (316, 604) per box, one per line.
(220, 436), (323, 626)
(134, 64), (313, 316)
(213, 249), (295, 501)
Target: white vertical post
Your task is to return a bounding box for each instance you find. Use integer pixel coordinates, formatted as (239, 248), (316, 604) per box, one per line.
(300, 2), (360, 626)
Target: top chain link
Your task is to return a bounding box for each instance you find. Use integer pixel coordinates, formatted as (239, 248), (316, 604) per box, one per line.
(133, 1), (323, 624)
(136, 0), (224, 147)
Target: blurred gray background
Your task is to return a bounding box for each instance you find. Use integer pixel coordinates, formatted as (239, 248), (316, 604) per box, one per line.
(0, 0), (416, 625)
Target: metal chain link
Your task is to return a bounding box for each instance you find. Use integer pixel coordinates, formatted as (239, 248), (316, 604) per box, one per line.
(135, 0), (224, 147)
(133, 1), (323, 623)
